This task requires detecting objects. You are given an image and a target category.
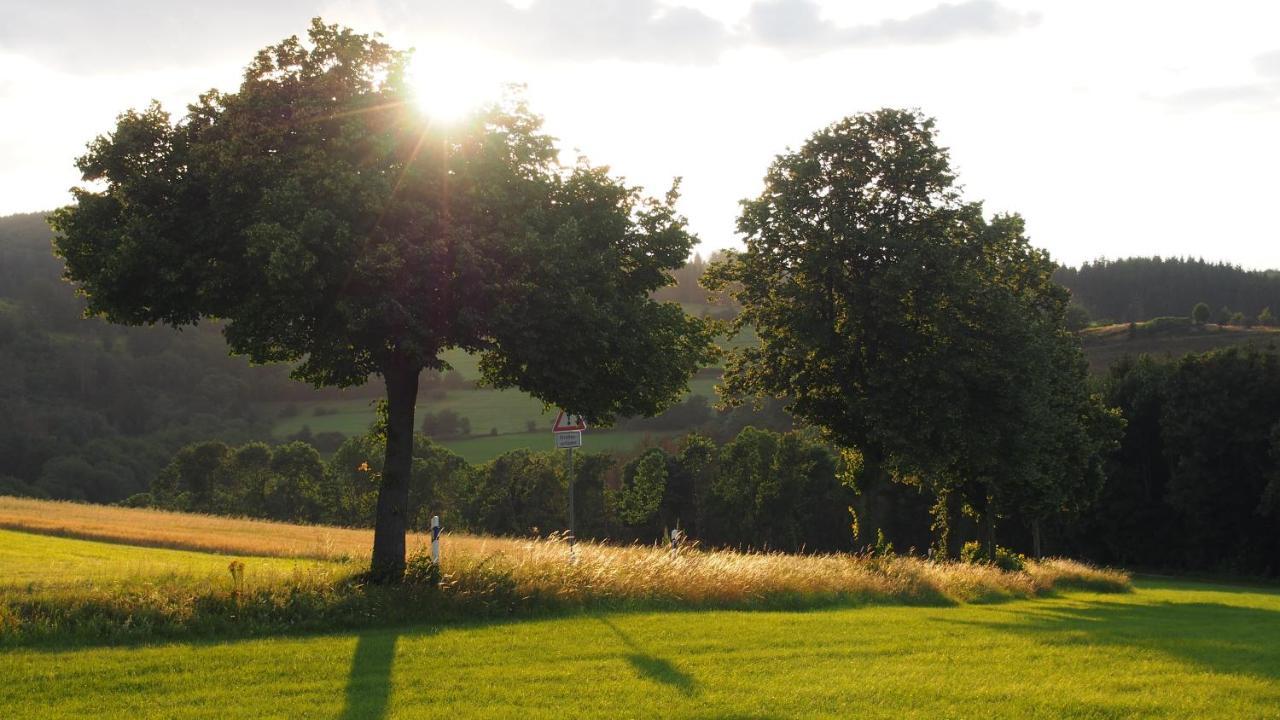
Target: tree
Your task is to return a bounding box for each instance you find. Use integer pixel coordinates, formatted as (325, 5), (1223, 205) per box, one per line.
(1260, 307), (1275, 326)
(50, 20), (715, 581)
(1192, 302), (1210, 325)
(705, 109), (969, 546)
(707, 109), (1115, 556)
(1064, 303), (1091, 332)
(611, 448), (670, 528)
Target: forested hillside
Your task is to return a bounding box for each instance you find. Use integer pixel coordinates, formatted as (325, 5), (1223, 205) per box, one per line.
(0, 213), (297, 500)
(1054, 257), (1280, 324)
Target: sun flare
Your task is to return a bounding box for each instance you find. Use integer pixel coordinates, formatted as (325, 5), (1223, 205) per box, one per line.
(408, 41), (504, 122)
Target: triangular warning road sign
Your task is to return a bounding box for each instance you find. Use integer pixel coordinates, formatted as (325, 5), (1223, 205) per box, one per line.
(552, 410), (587, 432)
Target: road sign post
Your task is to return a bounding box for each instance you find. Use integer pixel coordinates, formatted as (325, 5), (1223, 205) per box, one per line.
(552, 411), (587, 562)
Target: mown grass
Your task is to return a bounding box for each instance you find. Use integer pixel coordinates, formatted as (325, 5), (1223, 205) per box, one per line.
(0, 498), (1127, 646)
(0, 529), (346, 587)
(2, 579), (1277, 719)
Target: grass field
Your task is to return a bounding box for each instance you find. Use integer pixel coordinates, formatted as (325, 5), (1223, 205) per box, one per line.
(2, 498), (1271, 718)
(1079, 321), (1280, 373)
(2, 576), (1277, 718)
(0, 498), (1126, 646)
(0, 529), (343, 587)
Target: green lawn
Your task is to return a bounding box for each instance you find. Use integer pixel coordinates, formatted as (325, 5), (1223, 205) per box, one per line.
(270, 387), (552, 438)
(0, 529), (345, 588)
(3, 577), (1278, 718)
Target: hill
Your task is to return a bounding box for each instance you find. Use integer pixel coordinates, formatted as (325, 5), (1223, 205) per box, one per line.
(0, 212), (748, 502)
(1055, 256), (1280, 324)
(1079, 318), (1280, 373)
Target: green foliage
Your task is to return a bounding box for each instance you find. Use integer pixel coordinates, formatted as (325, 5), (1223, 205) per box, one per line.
(611, 449), (670, 526)
(454, 449), (566, 536)
(960, 540), (1026, 572)
(1055, 256), (1280, 323)
(420, 409), (471, 439)
(1067, 347), (1280, 575)
(1065, 303), (1091, 331)
(707, 108), (1119, 556)
(1192, 302), (1211, 324)
(49, 19), (716, 579)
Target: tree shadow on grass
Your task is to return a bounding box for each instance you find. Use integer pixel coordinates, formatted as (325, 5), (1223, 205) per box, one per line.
(338, 629), (399, 720)
(934, 594), (1280, 680)
(598, 616), (698, 696)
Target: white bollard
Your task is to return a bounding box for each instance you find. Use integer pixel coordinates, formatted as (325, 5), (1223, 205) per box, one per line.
(430, 515), (441, 565)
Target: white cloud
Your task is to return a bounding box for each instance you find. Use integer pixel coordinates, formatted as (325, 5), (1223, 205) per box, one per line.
(0, 0), (1042, 71)
(744, 0), (1040, 54)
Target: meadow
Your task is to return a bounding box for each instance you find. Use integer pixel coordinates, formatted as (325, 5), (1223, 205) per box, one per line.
(3, 498), (1278, 718)
(2, 574), (1277, 718)
(0, 497), (1126, 645)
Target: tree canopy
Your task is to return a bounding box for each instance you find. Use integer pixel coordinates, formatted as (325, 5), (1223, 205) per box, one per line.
(707, 108), (1118, 556)
(51, 19), (716, 580)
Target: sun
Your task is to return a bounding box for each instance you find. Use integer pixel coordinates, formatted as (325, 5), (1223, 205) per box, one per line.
(407, 41), (503, 123)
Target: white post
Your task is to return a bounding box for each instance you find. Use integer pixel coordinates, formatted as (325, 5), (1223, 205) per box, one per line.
(430, 515), (441, 565)
(567, 446), (577, 564)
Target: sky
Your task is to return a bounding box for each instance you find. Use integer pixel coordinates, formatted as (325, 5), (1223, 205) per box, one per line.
(2, 0), (1278, 270)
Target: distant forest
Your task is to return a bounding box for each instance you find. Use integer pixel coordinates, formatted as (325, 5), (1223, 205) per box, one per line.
(0, 212), (456, 502)
(659, 253), (1280, 327)
(1054, 257), (1280, 324)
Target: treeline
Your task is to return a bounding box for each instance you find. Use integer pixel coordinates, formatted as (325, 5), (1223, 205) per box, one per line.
(1062, 345), (1280, 575)
(134, 426), (854, 552)
(1055, 257), (1280, 324)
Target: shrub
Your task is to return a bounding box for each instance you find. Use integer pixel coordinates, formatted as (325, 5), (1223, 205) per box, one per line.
(960, 540), (1026, 572)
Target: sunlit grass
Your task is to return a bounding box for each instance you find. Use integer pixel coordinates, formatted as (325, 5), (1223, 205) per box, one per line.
(0, 497), (1128, 645)
(2, 580), (1277, 719)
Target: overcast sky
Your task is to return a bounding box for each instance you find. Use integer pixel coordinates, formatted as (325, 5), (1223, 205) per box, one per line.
(2, 0), (1278, 269)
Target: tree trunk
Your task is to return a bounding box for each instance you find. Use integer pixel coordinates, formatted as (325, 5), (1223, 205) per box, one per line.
(1032, 518), (1042, 560)
(369, 358), (421, 583)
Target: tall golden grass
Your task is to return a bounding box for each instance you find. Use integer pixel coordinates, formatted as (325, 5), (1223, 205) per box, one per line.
(0, 496), (1129, 611)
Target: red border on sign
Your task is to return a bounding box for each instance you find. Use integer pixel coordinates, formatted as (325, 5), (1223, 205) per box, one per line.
(552, 410), (587, 432)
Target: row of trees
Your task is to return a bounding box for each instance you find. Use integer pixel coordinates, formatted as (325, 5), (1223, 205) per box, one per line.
(100, 338), (1280, 574)
(1063, 345), (1280, 575)
(1190, 302), (1276, 327)
(1055, 257), (1280, 324)
(705, 109), (1120, 560)
(140, 426), (854, 551)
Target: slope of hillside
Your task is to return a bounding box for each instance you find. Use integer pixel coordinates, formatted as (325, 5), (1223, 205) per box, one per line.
(1080, 320), (1280, 373)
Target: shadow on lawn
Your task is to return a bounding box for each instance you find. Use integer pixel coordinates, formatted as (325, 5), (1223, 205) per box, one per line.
(936, 591), (1280, 680)
(598, 616), (698, 696)
(339, 629), (399, 720)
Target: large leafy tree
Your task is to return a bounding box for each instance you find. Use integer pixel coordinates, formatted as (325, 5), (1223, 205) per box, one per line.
(51, 20), (716, 581)
(707, 109), (1115, 555)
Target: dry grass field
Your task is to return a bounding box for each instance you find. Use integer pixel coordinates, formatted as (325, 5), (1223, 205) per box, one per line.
(0, 496), (1128, 616)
